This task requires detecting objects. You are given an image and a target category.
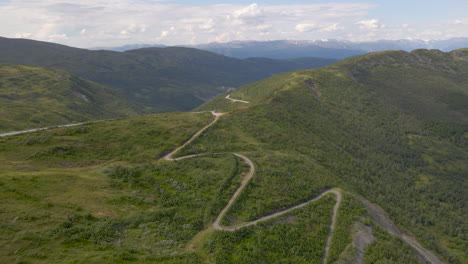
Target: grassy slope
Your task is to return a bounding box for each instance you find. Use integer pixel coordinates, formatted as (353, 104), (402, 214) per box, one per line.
(190, 49), (468, 263)
(0, 64), (136, 132)
(0, 112), (243, 263)
(0, 37), (336, 112)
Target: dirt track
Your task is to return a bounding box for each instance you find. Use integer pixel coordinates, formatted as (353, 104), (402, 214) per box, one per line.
(165, 109), (342, 264)
(225, 94), (250, 103)
(0, 122), (85, 137)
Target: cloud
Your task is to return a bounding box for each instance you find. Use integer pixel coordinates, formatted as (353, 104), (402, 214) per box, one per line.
(320, 23), (341, 32)
(356, 19), (381, 30)
(295, 24), (317, 33)
(0, 1), (465, 48)
(234, 3), (263, 20)
(15, 32), (32, 38)
(48, 33), (68, 41)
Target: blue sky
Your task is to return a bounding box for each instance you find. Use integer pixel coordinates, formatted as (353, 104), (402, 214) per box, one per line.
(171, 0), (466, 22)
(0, 0), (466, 47)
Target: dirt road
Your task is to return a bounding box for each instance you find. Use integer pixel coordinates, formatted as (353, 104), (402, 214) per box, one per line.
(0, 122), (85, 137)
(168, 109), (342, 264)
(162, 111), (223, 161)
(225, 94), (250, 103)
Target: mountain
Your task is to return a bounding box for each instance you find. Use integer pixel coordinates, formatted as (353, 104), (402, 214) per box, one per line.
(0, 49), (466, 263)
(102, 38), (468, 59)
(0, 37), (336, 113)
(197, 48), (468, 263)
(193, 38), (468, 59)
(191, 40), (366, 59)
(92, 43), (167, 52)
(0, 64), (136, 132)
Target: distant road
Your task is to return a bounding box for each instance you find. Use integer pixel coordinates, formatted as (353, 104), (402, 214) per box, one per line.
(225, 94), (250, 103)
(0, 122), (85, 137)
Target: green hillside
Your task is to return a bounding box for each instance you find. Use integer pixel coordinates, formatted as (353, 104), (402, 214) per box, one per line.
(193, 49), (468, 263)
(0, 64), (136, 132)
(0, 37), (336, 112)
(0, 49), (466, 263)
(0, 112), (220, 263)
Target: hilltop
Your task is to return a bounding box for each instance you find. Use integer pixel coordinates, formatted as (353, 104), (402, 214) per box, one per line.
(0, 37), (336, 113)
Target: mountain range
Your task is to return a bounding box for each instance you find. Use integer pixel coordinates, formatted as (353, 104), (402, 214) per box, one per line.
(97, 37), (468, 59)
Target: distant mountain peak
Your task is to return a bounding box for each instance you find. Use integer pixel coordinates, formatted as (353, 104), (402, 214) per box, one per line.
(95, 37), (468, 60)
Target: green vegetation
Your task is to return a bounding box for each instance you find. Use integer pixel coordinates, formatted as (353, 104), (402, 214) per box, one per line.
(0, 156), (241, 263)
(0, 112), (212, 167)
(364, 226), (420, 264)
(189, 49), (468, 263)
(205, 195), (334, 263)
(327, 194), (365, 263)
(0, 112), (247, 263)
(1, 48), (467, 263)
(0, 37), (336, 113)
(0, 64), (136, 132)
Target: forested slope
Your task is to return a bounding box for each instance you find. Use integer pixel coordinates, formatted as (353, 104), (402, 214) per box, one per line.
(193, 49), (468, 263)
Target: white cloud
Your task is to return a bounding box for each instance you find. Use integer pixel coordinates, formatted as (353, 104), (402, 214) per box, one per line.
(160, 30), (169, 38)
(15, 32), (32, 38)
(233, 3), (263, 20)
(452, 19), (464, 25)
(295, 23), (317, 33)
(48, 33), (68, 41)
(0, 1), (465, 48)
(320, 23), (340, 32)
(356, 19), (381, 30)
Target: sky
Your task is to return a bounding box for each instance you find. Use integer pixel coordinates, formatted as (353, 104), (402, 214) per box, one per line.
(0, 0), (467, 48)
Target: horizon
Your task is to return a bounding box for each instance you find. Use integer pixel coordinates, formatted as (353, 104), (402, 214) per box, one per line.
(3, 36), (467, 51)
(0, 0), (467, 48)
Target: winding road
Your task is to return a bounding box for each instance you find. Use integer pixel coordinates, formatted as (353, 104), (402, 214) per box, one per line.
(163, 106), (342, 264)
(162, 111), (223, 161)
(164, 95), (444, 264)
(0, 95), (444, 264)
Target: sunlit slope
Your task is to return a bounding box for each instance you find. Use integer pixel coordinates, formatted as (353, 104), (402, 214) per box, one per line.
(0, 64), (136, 132)
(0, 112), (221, 263)
(192, 49), (468, 263)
